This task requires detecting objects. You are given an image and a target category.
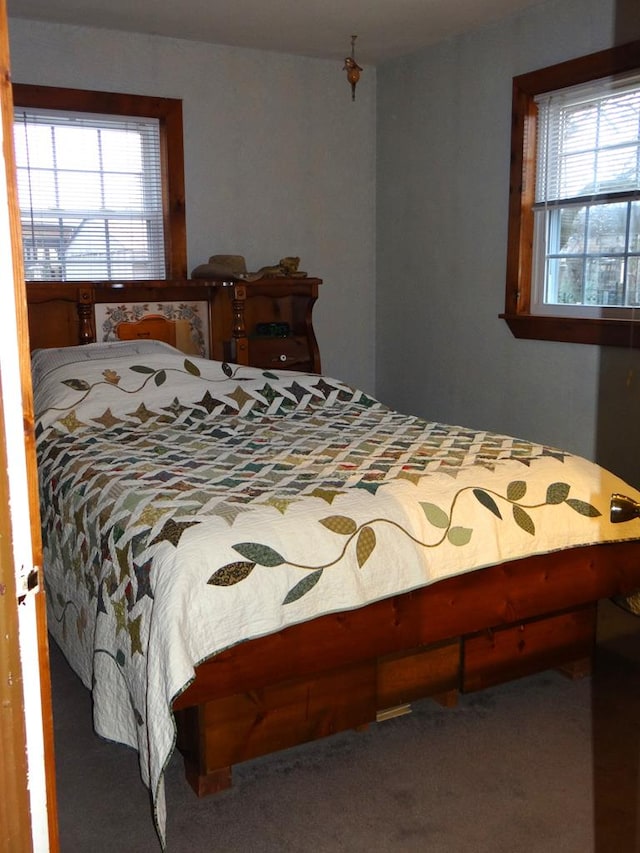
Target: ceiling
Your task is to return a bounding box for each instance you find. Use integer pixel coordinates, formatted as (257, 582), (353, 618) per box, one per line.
(7, 0), (550, 64)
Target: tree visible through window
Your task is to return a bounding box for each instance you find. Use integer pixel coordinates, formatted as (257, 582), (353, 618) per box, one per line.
(12, 85), (187, 283)
(503, 40), (640, 347)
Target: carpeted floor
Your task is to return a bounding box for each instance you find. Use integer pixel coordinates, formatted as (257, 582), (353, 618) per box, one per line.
(49, 623), (640, 853)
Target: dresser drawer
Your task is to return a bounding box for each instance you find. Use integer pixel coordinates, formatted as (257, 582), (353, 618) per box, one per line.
(377, 639), (460, 708)
(462, 604), (596, 692)
(249, 335), (312, 371)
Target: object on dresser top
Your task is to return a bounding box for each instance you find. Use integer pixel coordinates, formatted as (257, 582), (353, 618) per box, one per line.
(191, 254), (307, 281)
(190, 253), (248, 279)
(255, 321), (291, 338)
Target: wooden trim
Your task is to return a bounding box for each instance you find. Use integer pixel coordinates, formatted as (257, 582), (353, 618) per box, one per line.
(2, 20), (59, 850)
(11, 84), (187, 280)
(503, 39), (640, 346)
(0, 4), (32, 847)
(501, 313), (640, 347)
(160, 98), (187, 279)
(0, 387), (32, 852)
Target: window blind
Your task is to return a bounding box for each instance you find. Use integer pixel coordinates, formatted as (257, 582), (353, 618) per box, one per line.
(534, 71), (640, 207)
(13, 108), (166, 281)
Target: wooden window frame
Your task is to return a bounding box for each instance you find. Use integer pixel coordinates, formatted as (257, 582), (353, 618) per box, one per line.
(502, 40), (640, 347)
(12, 84), (187, 281)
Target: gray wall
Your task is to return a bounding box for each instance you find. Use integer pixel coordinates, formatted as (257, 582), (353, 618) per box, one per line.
(376, 0), (640, 486)
(9, 1), (640, 487)
(7, 19), (377, 394)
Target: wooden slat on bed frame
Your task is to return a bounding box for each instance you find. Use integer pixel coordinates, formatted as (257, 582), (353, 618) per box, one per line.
(172, 540), (640, 796)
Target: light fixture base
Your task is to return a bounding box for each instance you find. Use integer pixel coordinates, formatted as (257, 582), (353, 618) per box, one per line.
(610, 492), (640, 523)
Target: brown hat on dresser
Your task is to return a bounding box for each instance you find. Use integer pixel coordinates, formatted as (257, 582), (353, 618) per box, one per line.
(191, 254), (248, 279)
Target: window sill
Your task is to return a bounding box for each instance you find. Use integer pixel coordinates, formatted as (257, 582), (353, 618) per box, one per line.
(500, 313), (640, 348)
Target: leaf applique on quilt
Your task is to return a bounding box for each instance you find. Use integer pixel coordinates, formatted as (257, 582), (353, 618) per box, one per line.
(128, 403), (159, 423)
(283, 570), (323, 604)
(149, 518), (199, 547)
(92, 408), (122, 428)
(59, 410), (85, 432)
(208, 478), (603, 605)
(208, 561), (256, 586)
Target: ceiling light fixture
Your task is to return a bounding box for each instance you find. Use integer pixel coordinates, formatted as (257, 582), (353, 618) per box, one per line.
(343, 35), (362, 101)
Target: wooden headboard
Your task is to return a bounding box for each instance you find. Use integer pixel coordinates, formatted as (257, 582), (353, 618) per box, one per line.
(26, 280), (235, 361)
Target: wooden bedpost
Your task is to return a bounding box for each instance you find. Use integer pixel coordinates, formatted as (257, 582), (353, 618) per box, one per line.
(77, 285), (95, 344)
(230, 282), (249, 364)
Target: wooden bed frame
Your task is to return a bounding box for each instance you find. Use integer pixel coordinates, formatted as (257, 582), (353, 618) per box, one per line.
(26, 281), (640, 798)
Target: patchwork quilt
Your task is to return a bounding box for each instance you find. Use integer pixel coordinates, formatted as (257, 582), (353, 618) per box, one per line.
(32, 341), (640, 848)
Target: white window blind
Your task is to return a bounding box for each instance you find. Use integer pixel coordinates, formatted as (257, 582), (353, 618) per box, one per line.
(535, 72), (640, 205)
(13, 108), (166, 281)
(532, 71), (640, 311)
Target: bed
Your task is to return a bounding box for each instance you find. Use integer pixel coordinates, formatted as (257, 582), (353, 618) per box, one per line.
(27, 281), (640, 849)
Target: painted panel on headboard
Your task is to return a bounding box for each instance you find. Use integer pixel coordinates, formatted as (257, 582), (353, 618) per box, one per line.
(95, 301), (209, 357)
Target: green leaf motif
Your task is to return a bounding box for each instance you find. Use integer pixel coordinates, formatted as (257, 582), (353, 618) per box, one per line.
(184, 359), (201, 377)
(507, 480), (527, 502)
(262, 371), (280, 380)
(154, 370), (167, 386)
(222, 362), (233, 377)
(320, 515), (358, 535)
(513, 504), (535, 535)
(115, 649), (126, 667)
(356, 526), (376, 568)
(473, 489), (502, 519)
(546, 482), (570, 505)
(447, 526), (473, 546)
(116, 545), (129, 577)
(130, 365), (155, 374)
(62, 378), (90, 391)
(233, 542), (285, 566)
(566, 498), (601, 518)
(420, 502), (449, 529)
(283, 569), (323, 604)
(208, 560), (255, 586)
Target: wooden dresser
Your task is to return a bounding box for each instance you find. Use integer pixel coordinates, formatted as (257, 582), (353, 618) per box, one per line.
(208, 276), (322, 373)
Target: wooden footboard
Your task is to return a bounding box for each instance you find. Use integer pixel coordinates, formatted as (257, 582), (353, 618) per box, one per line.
(173, 540), (640, 797)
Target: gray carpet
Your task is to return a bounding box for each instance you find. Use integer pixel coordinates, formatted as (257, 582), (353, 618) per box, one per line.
(49, 638), (640, 853)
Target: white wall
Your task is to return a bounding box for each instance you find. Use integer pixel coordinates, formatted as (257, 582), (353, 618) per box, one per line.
(9, 2), (640, 487)
(376, 0), (640, 485)
(7, 19), (377, 394)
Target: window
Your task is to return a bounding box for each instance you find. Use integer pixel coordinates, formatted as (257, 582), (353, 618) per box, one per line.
(534, 73), (640, 315)
(12, 85), (187, 282)
(503, 40), (640, 346)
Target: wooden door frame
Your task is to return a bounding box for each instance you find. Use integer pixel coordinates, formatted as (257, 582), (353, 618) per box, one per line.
(0, 1), (59, 849)
(0, 390), (32, 852)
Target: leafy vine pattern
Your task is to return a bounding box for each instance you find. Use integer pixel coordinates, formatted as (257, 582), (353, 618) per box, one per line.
(208, 480), (600, 605)
(45, 358), (275, 414)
